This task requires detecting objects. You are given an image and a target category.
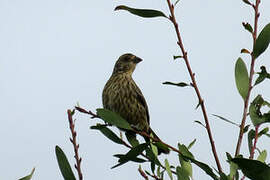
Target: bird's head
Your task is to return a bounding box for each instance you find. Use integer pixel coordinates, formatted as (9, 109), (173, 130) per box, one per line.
(112, 53), (142, 75)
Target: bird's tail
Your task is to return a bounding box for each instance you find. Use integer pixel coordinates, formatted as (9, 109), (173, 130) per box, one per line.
(147, 128), (170, 155)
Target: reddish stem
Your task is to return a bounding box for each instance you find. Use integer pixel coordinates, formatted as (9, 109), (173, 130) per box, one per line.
(67, 109), (83, 180)
(166, 0), (222, 173)
(234, 0), (261, 156)
(249, 125), (260, 159)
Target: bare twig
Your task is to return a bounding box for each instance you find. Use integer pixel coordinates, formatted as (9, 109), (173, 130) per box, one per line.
(249, 125), (260, 159)
(235, 0), (261, 156)
(75, 106), (99, 119)
(138, 166), (149, 180)
(165, 0), (222, 173)
(76, 107), (177, 175)
(67, 109), (83, 180)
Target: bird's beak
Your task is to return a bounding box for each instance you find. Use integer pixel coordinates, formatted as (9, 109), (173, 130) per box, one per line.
(133, 56), (143, 64)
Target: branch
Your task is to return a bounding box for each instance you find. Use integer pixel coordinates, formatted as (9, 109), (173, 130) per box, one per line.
(67, 109), (83, 180)
(75, 107), (177, 175)
(165, 0), (222, 173)
(249, 125), (260, 159)
(234, 0), (261, 156)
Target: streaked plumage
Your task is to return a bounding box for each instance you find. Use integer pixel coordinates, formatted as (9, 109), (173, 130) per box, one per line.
(102, 53), (169, 154)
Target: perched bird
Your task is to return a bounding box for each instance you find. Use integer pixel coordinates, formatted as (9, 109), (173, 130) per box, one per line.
(102, 53), (169, 154)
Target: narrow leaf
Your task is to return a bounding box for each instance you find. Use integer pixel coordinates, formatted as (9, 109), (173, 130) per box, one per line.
(114, 154), (146, 163)
(258, 127), (269, 137)
(115, 5), (167, 18)
(55, 146), (76, 180)
(145, 148), (162, 166)
(126, 132), (139, 147)
(18, 168), (35, 180)
(242, 0), (251, 5)
(118, 143), (148, 163)
(235, 57), (249, 100)
(194, 120), (206, 128)
(165, 159), (173, 180)
(187, 139), (196, 149)
(96, 108), (132, 130)
(212, 114), (239, 127)
(257, 150), (267, 163)
(163, 81), (189, 87)
(255, 66), (270, 86)
(242, 22), (253, 33)
(248, 130), (255, 154)
(253, 23), (270, 58)
(232, 158), (270, 180)
(90, 124), (123, 144)
(173, 55), (183, 60)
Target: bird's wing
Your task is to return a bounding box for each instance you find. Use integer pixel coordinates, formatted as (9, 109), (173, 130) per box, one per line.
(133, 82), (150, 125)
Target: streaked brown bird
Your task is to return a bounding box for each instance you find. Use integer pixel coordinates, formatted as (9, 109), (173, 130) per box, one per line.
(102, 53), (169, 154)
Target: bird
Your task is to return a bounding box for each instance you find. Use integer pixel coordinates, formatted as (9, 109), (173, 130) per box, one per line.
(102, 53), (169, 154)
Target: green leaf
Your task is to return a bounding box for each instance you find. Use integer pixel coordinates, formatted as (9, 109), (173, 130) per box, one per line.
(173, 55), (183, 60)
(253, 23), (270, 58)
(150, 142), (158, 157)
(257, 150), (267, 163)
(243, 125), (250, 134)
(154, 142), (170, 154)
(55, 146), (76, 180)
(229, 162), (238, 179)
(165, 159), (173, 180)
(113, 154), (146, 163)
(248, 129), (255, 154)
(242, 0), (251, 5)
(96, 108), (132, 130)
(114, 5), (167, 18)
(188, 158), (218, 180)
(163, 81), (189, 87)
(249, 95), (270, 126)
(90, 124), (123, 144)
(176, 166), (190, 180)
(18, 168), (35, 180)
(112, 143), (148, 169)
(232, 158), (270, 180)
(242, 22), (253, 33)
(255, 66), (270, 86)
(178, 144), (218, 180)
(118, 143), (148, 163)
(235, 57), (249, 100)
(212, 114), (239, 127)
(187, 139), (196, 149)
(125, 132), (140, 147)
(194, 120), (205, 128)
(178, 144), (194, 159)
(174, 0), (181, 7)
(179, 156), (193, 178)
(258, 127), (269, 137)
(145, 147), (162, 166)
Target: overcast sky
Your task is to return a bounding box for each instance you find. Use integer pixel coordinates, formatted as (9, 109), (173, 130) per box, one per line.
(1, 0), (270, 179)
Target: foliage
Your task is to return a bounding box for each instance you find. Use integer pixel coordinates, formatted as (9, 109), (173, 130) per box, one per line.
(54, 0), (270, 180)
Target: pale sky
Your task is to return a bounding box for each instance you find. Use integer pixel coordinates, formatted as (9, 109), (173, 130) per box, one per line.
(1, 0), (270, 180)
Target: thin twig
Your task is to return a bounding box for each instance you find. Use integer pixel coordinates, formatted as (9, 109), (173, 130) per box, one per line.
(75, 106), (99, 119)
(67, 109), (83, 180)
(249, 125), (260, 159)
(76, 107), (177, 175)
(165, 0), (222, 173)
(234, 0), (261, 156)
(138, 166), (149, 180)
